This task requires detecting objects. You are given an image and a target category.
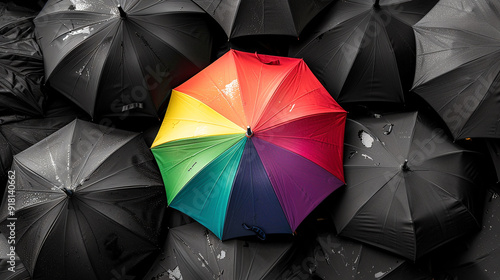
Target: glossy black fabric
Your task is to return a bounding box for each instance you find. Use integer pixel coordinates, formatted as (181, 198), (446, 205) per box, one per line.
(329, 111), (485, 261)
(0, 120), (167, 280)
(0, 2), (45, 116)
(289, 0), (438, 104)
(34, 0), (213, 119)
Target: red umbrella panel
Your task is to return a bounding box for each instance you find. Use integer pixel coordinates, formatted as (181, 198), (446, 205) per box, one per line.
(152, 49), (347, 240)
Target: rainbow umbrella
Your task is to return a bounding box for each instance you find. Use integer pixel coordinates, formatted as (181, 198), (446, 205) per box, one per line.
(151, 49), (346, 240)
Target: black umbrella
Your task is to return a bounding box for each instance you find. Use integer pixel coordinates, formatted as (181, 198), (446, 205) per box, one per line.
(0, 119), (167, 280)
(0, 3), (45, 116)
(192, 0), (334, 39)
(309, 232), (431, 279)
(0, 232), (30, 280)
(429, 189), (500, 280)
(34, 0), (213, 119)
(289, 0), (437, 105)
(143, 222), (295, 280)
(329, 111), (485, 261)
(412, 0), (500, 140)
(486, 139), (500, 184)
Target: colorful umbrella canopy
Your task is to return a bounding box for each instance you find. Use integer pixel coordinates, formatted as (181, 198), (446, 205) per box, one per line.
(34, 0), (213, 119)
(192, 0), (334, 39)
(142, 222), (296, 280)
(289, 0), (438, 105)
(0, 3), (45, 116)
(0, 119), (167, 280)
(151, 49), (347, 240)
(329, 111), (485, 261)
(412, 0), (500, 139)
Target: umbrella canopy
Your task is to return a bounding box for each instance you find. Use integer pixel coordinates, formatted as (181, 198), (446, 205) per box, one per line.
(34, 0), (213, 119)
(0, 3), (45, 116)
(289, 0), (438, 105)
(329, 111), (485, 261)
(0, 119), (167, 280)
(143, 222), (295, 280)
(151, 49), (347, 240)
(192, 0), (334, 39)
(412, 0), (500, 139)
(0, 232), (30, 280)
(429, 189), (500, 279)
(312, 232), (432, 280)
(279, 231), (432, 280)
(486, 139), (500, 184)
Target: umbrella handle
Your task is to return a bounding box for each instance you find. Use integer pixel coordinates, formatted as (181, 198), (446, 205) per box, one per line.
(255, 52), (280, 65)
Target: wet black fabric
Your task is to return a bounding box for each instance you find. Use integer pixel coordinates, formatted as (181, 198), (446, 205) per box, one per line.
(412, 0), (500, 139)
(0, 119), (167, 280)
(329, 111), (485, 261)
(0, 2), (45, 116)
(143, 222), (295, 280)
(289, 0), (438, 104)
(193, 0), (334, 39)
(34, 0), (213, 119)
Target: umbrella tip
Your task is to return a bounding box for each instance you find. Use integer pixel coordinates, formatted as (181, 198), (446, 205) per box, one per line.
(62, 187), (74, 197)
(374, 0), (381, 9)
(401, 159), (410, 171)
(117, 5), (127, 18)
(246, 126), (253, 138)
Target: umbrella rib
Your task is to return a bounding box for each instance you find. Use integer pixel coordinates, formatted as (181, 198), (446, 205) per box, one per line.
(433, 62), (494, 114)
(46, 13), (115, 45)
(73, 195), (158, 245)
(254, 87), (331, 130)
(71, 132), (107, 188)
(160, 135), (243, 173)
(200, 72), (247, 126)
(77, 158), (157, 192)
(14, 158), (67, 191)
(413, 173), (481, 228)
(253, 60), (302, 127)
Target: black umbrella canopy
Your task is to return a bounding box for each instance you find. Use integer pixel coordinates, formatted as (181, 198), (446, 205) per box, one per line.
(0, 3), (45, 117)
(34, 0), (213, 119)
(0, 119), (167, 280)
(192, 0), (334, 39)
(412, 0), (500, 140)
(143, 222), (295, 280)
(429, 189), (500, 280)
(313, 232), (431, 280)
(289, 0), (437, 105)
(0, 232), (30, 280)
(329, 111), (485, 261)
(486, 139), (500, 184)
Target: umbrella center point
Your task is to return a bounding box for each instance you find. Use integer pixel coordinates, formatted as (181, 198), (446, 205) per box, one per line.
(246, 126), (254, 138)
(117, 5), (127, 19)
(62, 187), (74, 197)
(401, 159), (410, 172)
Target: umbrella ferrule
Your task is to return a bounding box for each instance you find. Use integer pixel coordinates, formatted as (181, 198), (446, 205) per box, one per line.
(401, 159), (410, 171)
(117, 5), (127, 18)
(62, 187), (74, 197)
(374, 0), (381, 9)
(246, 126), (253, 138)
